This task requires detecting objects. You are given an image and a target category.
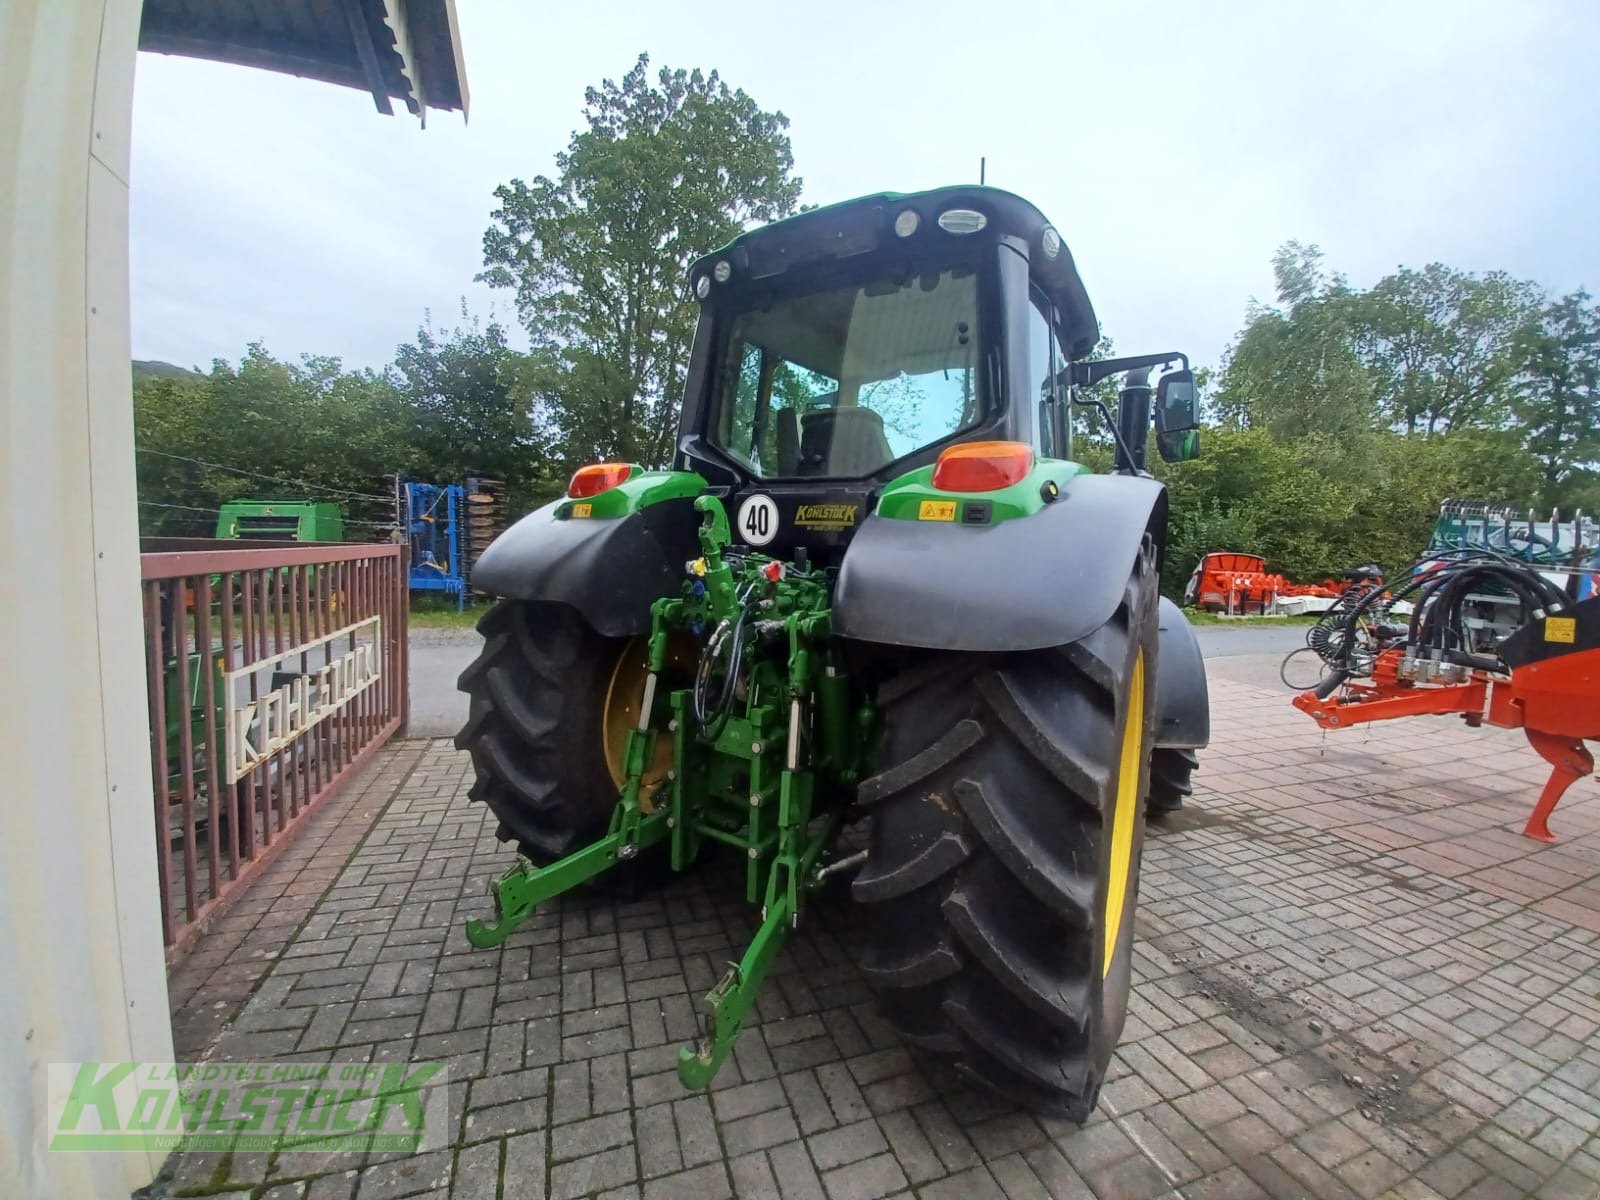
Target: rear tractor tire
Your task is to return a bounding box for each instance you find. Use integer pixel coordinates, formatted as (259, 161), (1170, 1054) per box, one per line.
(853, 549), (1159, 1120)
(455, 600), (681, 865)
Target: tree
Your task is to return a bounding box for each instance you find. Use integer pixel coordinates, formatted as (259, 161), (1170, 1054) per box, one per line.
(1212, 244), (1377, 439)
(133, 343), (413, 535)
(1355, 264), (1540, 435)
(480, 54), (802, 470)
(1513, 289), (1600, 507)
(392, 309), (554, 511)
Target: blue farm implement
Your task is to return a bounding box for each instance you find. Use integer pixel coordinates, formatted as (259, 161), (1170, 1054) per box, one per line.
(393, 476), (509, 609)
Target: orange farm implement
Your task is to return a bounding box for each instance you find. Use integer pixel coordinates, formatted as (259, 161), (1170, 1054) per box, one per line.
(1293, 551), (1600, 841)
(1183, 551), (1372, 616)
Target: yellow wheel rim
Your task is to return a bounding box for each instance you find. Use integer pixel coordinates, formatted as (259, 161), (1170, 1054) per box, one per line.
(601, 638), (691, 810)
(1103, 647), (1145, 978)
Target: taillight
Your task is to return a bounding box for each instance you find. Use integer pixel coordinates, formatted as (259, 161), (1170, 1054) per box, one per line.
(930, 441), (1033, 492)
(567, 463), (634, 499)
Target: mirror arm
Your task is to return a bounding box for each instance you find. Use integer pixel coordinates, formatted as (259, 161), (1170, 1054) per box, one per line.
(1067, 351), (1189, 389)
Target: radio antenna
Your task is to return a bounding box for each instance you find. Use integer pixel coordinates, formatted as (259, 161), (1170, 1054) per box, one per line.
(980, 157), (986, 185)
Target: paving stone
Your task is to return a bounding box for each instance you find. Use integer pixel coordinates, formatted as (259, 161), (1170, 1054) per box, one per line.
(502, 1130), (545, 1196)
(551, 1110), (633, 1161)
(550, 1145), (637, 1200)
(305, 1171), (359, 1200)
(912, 1102), (982, 1173)
(469, 1066), (548, 1111)
(712, 1077), (787, 1123)
(965, 1111), (1045, 1159)
(673, 1095), (722, 1169)
(721, 1104), (800, 1158)
(641, 1162), (733, 1200)
(163, 712), (1600, 1200)
(451, 1139), (500, 1200)
(808, 1117), (889, 1171)
(987, 1153), (1055, 1200)
(356, 1150), (453, 1199)
(636, 1101), (682, 1179)
(914, 1165), (1006, 1200)
(781, 1069), (837, 1136)
(819, 1151), (906, 1200)
(464, 1096), (547, 1141)
(730, 1149), (777, 1198)
(768, 1140), (826, 1200)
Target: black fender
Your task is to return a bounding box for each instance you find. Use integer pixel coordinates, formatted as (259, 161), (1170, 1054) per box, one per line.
(469, 497), (700, 638)
(1154, 597), (1210, 749)
(834, 473), (1169, 652)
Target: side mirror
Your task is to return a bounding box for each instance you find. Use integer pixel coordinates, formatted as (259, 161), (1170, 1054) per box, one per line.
(1154, 369), (1200, 434)
(1155, 369), (1200, 463)
(1156, 428), (1201, 463)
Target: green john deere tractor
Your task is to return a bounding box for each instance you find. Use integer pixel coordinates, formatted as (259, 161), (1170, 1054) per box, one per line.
(457, 185), (1210, 1121)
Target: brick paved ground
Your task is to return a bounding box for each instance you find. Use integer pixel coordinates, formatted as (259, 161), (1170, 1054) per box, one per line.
(153, 675), (1600, 1199)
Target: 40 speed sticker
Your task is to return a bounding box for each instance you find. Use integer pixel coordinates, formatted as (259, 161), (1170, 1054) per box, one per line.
(736, 494), (779, 546)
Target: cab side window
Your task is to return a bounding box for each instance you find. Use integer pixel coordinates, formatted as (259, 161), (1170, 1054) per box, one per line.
(1027, 293), (1059, 458)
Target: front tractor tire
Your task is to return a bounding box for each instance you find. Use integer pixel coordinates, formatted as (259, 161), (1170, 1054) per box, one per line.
(456, 601), (659, 863)
(1146, 747), (1200, 816)
(853, 549), (1159, 1120)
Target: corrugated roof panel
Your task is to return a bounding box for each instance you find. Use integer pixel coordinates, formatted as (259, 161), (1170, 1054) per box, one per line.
(137, 0), (467, 119)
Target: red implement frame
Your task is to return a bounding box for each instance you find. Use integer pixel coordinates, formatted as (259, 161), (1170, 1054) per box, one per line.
(1294, 647), (1600, 841)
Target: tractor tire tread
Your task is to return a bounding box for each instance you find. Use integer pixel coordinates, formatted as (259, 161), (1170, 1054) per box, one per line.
(854, 548), (1158, 1121)
(455, 600), (623, 864)
(1147, 747), (1200, 815)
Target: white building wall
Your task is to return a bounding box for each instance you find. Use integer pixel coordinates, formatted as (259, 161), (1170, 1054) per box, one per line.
(1, 3), (174, 1197)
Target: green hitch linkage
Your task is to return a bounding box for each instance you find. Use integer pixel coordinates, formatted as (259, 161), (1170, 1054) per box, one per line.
(464, 596), (683, 950)
(462, 813), (671, 949)
(677, 813), (839, 1089)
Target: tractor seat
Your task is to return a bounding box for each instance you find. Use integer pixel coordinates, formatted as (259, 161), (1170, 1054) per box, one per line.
(797, 407), (895, 477)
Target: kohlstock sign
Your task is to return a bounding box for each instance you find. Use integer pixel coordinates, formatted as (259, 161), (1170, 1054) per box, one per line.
(47, 1061), (449, 1153)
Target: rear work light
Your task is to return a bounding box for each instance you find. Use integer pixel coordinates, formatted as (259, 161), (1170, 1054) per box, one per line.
(567, 462), (634, 499)
(931, 441), (1034, 493)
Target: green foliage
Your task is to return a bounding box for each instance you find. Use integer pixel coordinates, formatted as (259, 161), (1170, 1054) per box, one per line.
(134, 318), (556, 535)
(393, 310), (558, 513)
(1359, 264), (1541, 434)
(135, 345), (411, 535)
(1154, 426), (1543, 598)
(1514, 289), (1600, 505)
(479, 53), (802, 471)
(1177, 242), (1594, 599)
(1212, 244), (1377, 438)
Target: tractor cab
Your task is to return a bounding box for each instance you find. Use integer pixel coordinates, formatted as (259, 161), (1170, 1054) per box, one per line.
(673, 186), (1106, 561)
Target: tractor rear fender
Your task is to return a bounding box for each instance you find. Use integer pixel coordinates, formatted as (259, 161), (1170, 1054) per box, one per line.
(1154, 597), (1211, 750)
(835, 473), (1170, 653)
(469, 496), (700, 638)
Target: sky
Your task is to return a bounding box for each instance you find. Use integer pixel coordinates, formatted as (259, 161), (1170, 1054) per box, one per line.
(129, 0), (1600, 378)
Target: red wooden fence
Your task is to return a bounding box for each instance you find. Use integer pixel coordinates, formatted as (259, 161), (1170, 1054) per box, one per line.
(140, 542), (408, 963)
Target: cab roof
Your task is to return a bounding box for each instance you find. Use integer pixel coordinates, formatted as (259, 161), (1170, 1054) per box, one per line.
(689, 185), (1101, 359)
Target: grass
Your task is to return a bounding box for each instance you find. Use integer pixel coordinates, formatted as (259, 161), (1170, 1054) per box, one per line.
(1180, 607), (1321, 627)
(408, 598), (487, 631)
